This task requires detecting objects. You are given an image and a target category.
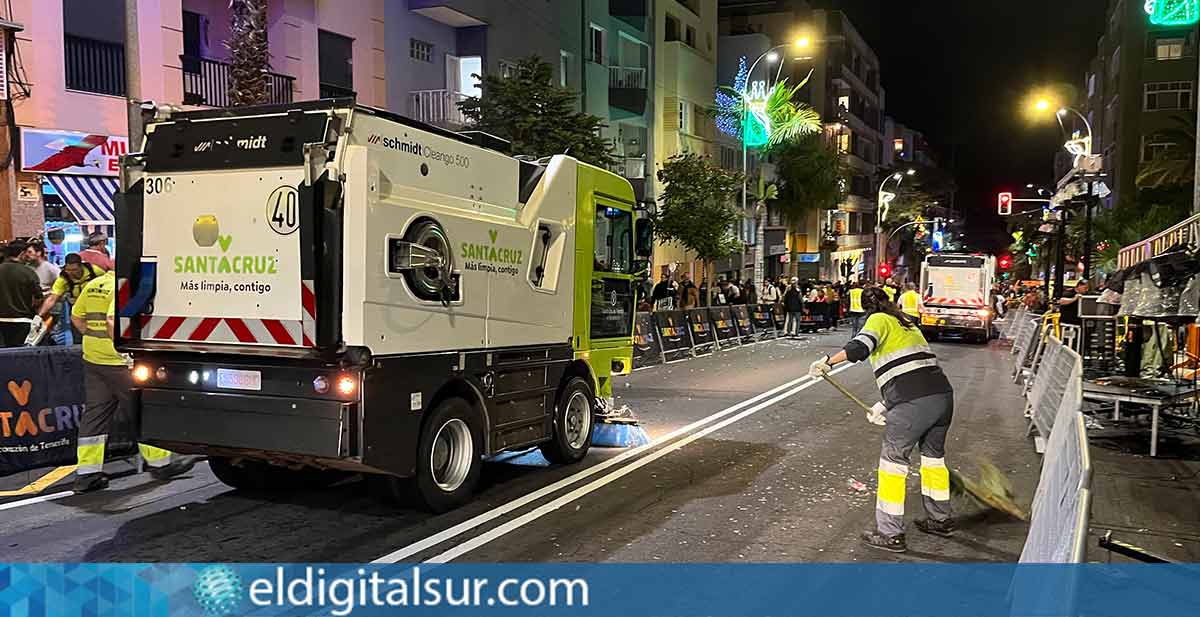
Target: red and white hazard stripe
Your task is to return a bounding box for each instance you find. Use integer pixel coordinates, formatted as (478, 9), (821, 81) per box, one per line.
(923, 295), (986, 308)
(132, 280), (317, 347)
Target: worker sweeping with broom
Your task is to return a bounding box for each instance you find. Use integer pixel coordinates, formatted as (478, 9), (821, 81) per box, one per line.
(809, 286), (955, 553)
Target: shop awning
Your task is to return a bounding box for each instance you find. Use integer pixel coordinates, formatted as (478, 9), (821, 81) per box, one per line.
(45, 175), (118, 224)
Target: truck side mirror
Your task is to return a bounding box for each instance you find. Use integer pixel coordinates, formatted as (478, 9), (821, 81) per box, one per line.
(635, 219), (654, 258)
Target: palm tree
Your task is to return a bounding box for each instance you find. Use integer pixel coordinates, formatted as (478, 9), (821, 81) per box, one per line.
(227, 0), (271, 107)
(716, 74), (823, 153)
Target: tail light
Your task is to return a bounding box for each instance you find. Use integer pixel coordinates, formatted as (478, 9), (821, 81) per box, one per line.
(132, 364), (151, 383)
(976, 308), (991, 319)
(336, 375), (358, 397)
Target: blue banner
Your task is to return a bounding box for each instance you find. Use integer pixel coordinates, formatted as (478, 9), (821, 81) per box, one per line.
(1, 564), (1198, 617)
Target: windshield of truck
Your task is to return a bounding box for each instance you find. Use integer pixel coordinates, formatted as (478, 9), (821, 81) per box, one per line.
(594, 207), (632, 274)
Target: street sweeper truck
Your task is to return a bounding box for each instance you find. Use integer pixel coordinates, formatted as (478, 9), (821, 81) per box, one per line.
(114, 99), (651, 511)
(918, 253), (997, 343)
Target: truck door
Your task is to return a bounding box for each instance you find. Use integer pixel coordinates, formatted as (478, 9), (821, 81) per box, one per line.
(589, 202), (635, 342)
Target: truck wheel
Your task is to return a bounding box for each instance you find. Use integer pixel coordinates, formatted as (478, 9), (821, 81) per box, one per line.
(208, 457), (330, 492)
(540, 377), (594, 464)
(411, 397), (483, 512)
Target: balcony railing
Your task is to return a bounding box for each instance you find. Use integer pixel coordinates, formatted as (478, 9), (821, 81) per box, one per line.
(410, 89), (472, 127)
(609, 66), (647, 89)
(182, 56), (295, 107)
(65, 34), (126, 96)
(610, 156), (647, 179)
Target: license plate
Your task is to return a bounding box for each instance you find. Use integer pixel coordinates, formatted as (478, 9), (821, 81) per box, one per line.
(216, 368), (262, 391)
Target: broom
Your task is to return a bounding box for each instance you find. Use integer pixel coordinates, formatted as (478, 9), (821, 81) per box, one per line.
(818, 369), (1029, 521)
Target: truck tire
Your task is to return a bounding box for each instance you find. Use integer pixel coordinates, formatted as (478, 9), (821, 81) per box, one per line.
(208, 457), (339, 492)
(540, 377), (594, 464)
(410, 397), (483, 512)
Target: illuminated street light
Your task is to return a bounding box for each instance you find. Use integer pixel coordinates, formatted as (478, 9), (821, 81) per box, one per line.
(796, 36), (811, 48)
(766, 51), (779, 63)
(1035, 99), (1051, 111)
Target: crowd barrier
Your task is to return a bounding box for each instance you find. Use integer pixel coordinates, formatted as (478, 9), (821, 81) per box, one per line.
(998, 307), (1028, 341)
(1018, 336), (1092, 563)
(0, 346), (137, 477)
(633, 304), (786, 369)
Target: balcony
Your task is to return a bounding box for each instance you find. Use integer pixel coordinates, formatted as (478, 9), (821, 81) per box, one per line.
(609, 66), (648, 115)
(65, 34), (126, 97)
(610, 156), (647, 179)
(181, 56), (294, 107)
(410, 89), (472, 127)
(609, 0), (647, 29)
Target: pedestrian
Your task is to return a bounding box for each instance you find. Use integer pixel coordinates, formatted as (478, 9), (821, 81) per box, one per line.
(743, 278), (758, 305)
(848, 281), (866, 334)
(79, 232), (114, 272)
(652, 273), (678, 311)
(898, 282), (922, 319)
(0, 241), (44, 347)
(882, 277), (899, 303)
(760, 278), (781, 306)
(1057, 280), (1089, 326)
(808, 287), (955, 553)
(39, 253), (100, 342)
(825, 285), (840, 330)
(783, 277), (804, 336)
(22, 240), (60, 292)
(72, 270), (201, 492)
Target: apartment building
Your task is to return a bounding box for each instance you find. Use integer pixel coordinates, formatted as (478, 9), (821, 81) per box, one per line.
(0, 0), (384, 250)
(653, 0), (719, 279)
(720, 1), (886, 281)
(1059, 0), (1200, 206)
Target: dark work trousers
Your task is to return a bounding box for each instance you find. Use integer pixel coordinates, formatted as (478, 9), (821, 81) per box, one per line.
(875, 391), (954, 537)
(0, 322), (30, 347)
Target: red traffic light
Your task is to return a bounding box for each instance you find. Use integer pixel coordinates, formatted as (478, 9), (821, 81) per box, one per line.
(878, 263), (892, 279)
(998, 255), (1012, 269)
(998, 192), (1013, 216)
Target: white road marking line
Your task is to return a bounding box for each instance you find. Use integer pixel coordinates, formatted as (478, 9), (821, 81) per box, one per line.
(372, 371), (828, 563)
(0, 490), (74, 511)
(422, 363), (854, 563)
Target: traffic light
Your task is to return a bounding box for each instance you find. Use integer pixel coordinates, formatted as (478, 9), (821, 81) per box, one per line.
(999, 255), (1012, 270)
(878, 263), (892, 279)
(998, 192), (1013, 216)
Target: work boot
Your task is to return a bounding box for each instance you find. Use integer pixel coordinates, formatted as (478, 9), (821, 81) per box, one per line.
(72, 474), (109, 493)
(915, 518), (956, 538)
(860, 530), (907, 553)
(149, 455), (204, 481)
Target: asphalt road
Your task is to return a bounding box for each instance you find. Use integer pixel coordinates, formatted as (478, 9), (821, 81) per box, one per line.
(0, 331), (1040, 563)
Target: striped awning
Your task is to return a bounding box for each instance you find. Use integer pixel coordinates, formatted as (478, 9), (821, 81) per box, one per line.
(45, 175), (118, 224)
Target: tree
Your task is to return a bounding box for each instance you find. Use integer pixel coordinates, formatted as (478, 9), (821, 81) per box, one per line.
(458, 56), (613, 167)
(652, 153), (744, 274)
(1136, 115), (1195, 190)
(227, 0), (271, 107)
(770, 133), (847, 227)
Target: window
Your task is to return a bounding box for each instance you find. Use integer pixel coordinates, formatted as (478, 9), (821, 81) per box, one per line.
(1156, 37), (1185, 60)
(665, 14), (681, 42)
(560, 50), (574, 88)
(318, 30), (354, 98)
(836, 131), (850, 153)
(1109, 46), (1121, 80)
(589, 24), (606, 64)
(837, 95), (850, 110)
(678, 99), (692, 133)
(410, 38), (433, 63)
(1145, 81), (1193, 111)
(63, 0), (126, 96)
(498, 59), (519, 79)
(593, 206), (632, 274)
(893, 138), (905, 153)
(685, 25), (697, 48)
(1142, 137), (1179, 162)
(720, 146), (738, 170)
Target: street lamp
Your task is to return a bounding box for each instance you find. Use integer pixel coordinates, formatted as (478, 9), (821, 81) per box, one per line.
(1056, 106), (1098, 281)
(742, 36), (811, 284)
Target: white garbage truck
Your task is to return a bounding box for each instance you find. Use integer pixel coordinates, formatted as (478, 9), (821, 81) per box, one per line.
(918, 253), (996, 343)
(114, 99), (650, 511)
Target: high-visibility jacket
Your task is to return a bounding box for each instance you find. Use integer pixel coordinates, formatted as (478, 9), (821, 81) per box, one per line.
(71, 272), (124, 366)
(883, 285), (898, 302)
(899, 290), (921, 317)
(849, 288), (865, 313)
(843, 312), (952, 407)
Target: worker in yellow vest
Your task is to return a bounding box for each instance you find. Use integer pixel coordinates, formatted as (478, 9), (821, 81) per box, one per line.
(899, 282), (922, 319)
(72, 271), (200, 492)
(882, 277), (899, 303)
(848, 282), (867, 334)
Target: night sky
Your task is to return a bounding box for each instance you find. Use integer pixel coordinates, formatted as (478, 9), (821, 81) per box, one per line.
(818, 0), (1109, 251)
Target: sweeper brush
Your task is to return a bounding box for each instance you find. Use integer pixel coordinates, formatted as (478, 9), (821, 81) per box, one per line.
(817, 369), (1028, 522)
(591, 401), (651, 448)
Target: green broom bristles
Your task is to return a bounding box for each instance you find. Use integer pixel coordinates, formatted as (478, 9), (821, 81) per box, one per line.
(950, 461), (1029, 522)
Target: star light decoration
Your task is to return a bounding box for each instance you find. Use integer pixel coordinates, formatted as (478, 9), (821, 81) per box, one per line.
(715, 57), (771, 147)
(1145, 0), (1200, 25)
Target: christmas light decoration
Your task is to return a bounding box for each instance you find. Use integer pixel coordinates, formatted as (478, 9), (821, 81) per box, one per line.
(1145, 0), (1199, 25)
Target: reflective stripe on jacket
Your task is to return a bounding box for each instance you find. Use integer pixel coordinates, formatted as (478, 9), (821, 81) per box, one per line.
(843, 312), (952, 406)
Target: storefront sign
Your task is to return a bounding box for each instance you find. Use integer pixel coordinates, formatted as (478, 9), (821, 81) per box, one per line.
(797, 253), (821, 263)
(21, 128), (128, 177)
(16, 182), (39, 202)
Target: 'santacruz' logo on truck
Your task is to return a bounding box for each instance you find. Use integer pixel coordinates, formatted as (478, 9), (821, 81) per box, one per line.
(461, 229), (522, 276)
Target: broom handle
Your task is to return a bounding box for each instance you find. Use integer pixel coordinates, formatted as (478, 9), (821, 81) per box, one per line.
(819, 369), (874, 414)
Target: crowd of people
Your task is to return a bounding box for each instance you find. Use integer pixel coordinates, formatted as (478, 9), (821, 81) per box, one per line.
(638, 271), (920, 338)
(0, 232), (114, 348)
